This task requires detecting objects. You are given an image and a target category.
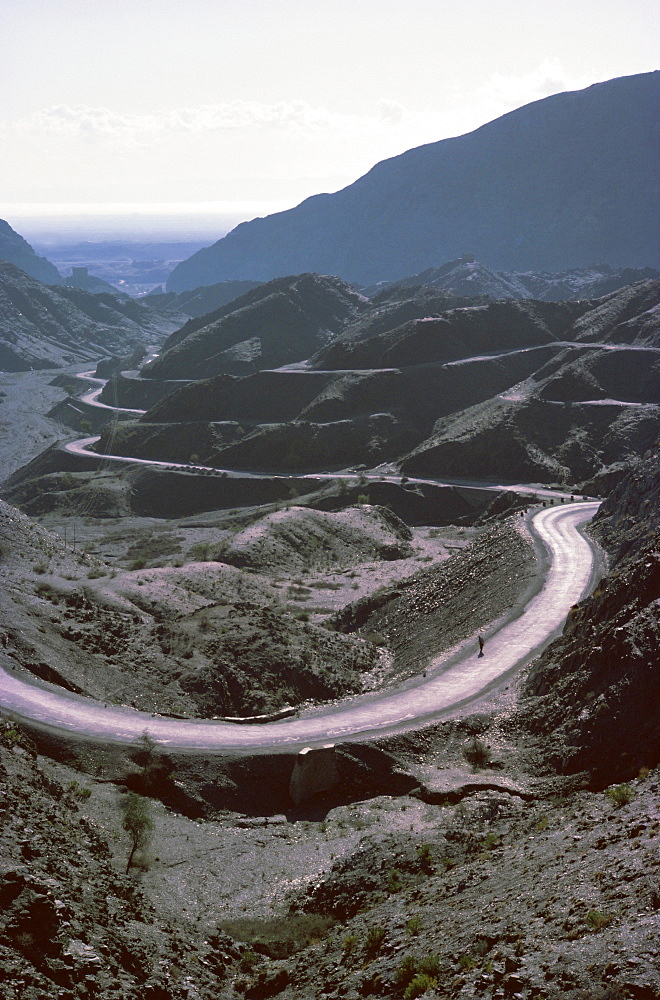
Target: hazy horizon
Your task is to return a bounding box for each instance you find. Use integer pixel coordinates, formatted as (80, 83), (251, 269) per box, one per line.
(1, 200), (301, 248)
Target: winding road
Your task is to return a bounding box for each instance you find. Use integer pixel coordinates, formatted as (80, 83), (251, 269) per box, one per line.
(0, 501), (600, 752)
(1, 361), (605, 751)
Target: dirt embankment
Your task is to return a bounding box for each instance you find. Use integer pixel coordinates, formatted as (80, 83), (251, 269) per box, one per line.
(331, 517), (538, 683)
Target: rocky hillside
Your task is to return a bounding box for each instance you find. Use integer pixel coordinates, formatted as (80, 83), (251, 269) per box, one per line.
(0, 721), (232, 999)
(95, 280), (658, 492)
(0, 262), (178, 371)
(0, 218), (60, 284)
(216, 505), (413, 574)
(313, 297), (584, 370)
(1, 444), (658, 1000)
(0, 499), (429, 717)
(63, 265), (119, 295)
(364, 255), (660, 302)
(521, 450), (660, 785)
(143, 273), (365, 379)
(167, 71), (660, 290)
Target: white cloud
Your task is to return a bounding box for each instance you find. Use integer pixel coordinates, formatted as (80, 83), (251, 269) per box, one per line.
(479, 59), (597, 113)
(16, 99), (419, 144)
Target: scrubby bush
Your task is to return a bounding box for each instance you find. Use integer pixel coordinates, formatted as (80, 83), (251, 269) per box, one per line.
(394, 954), (417, 988)
(120, 790), (154, 873)
(365, 924), (386, 956)
(387, 867), (404, 893)
(67, 780), (92, 800)
(342, 934), (357, 955)
(605, 783), (635, 807)
(219, 913), (335, 959)
(586, 909), (613, 931)
(463, 736), (492, 769)
(404, 973), (437, 999)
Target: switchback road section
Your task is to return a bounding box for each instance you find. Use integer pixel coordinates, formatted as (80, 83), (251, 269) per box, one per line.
(0, 502), (600, 752)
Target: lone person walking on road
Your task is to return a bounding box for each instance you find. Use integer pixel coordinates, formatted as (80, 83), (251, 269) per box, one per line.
(478, 635), (485, 657)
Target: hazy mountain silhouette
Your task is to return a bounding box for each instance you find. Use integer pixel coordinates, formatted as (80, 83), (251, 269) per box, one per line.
(0, 219), (61, 284)
(167, 71), (660, 292)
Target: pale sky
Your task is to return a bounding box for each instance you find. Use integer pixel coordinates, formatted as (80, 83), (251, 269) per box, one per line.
(0, 0), (657, 227)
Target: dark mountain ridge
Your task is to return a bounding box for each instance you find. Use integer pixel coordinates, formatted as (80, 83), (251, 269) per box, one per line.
(90, 280), (659, 493)
(167, 71), (660, 291)
(0, 218), (61, 285)
(364, 255), (660, 302)
(143, 273), (366, 380)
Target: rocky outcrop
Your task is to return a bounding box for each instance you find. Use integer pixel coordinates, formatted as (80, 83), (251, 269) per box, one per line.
(402, 395), (660, 489)
(313, 297), (582, 370)
(155, 279), (263, 318)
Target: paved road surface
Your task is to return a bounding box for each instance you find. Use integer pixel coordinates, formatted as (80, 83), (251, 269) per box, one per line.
(0, 502), (600, 752)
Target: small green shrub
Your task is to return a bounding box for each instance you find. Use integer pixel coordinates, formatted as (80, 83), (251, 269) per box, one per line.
(67, 780), (92, 800)
(404, 973), (437, 999)
(394, 954), (417, 988)
(363, 631), (387, 646)
(605, 783), (635, 808)
(406, 916), (422, 936)
(0, 725), (22, 747)
(220, 913), (335, 959)
(239, 948), (259, 971)
(357, 493), (370, 504)
(416, 843), (433, 865)
(419, 954), (440, 977)
(129, 559), (146, 571)
(365, 924), (386, 956)
(387, 868), (404, 893)
(586, 909), (612, 931)
(481, 832), (499, 851)
(32, 562), (48, 574)
(458, 953), (475, 970)
(35, 581), (59, 601)
(342, 934), (357, 955)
